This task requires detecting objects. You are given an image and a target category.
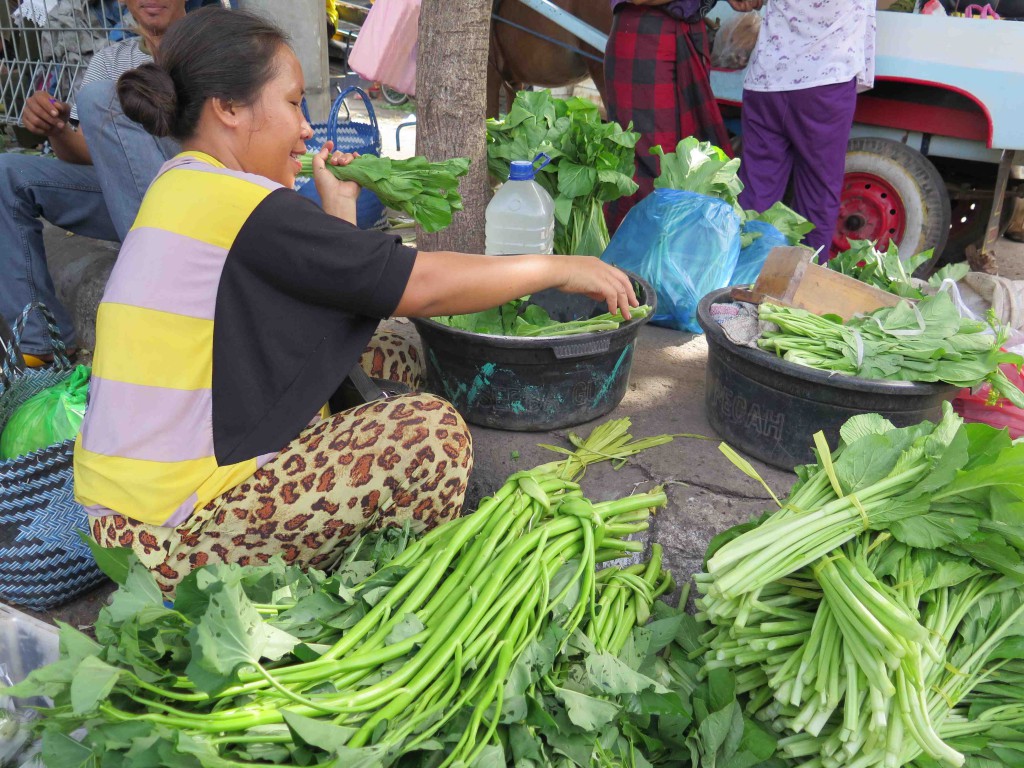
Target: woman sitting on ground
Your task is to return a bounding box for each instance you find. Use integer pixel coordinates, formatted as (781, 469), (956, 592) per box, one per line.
(74, 7), (637, 595)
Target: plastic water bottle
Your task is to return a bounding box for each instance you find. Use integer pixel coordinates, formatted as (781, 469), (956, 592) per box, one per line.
(485, 154), (555, 255)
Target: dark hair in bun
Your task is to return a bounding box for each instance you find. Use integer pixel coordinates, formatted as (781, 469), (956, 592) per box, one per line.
(118, 63), (177, 137)
(117, 7), (289, 141)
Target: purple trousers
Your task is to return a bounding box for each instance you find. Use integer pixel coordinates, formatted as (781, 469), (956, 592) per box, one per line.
(737, 79), (858, 260)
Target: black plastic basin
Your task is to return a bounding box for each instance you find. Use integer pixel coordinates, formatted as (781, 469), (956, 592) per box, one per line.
(412, 274), (654, 431)
(697, 287), (958, 470)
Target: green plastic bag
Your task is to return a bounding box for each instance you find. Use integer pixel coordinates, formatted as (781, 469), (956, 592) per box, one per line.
(0, 365), (90, 459)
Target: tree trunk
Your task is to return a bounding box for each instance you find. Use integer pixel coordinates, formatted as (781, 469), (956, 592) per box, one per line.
(415, 0), (490, 253)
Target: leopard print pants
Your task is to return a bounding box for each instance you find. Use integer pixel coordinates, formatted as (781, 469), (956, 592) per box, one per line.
(90, 332), (473, 595)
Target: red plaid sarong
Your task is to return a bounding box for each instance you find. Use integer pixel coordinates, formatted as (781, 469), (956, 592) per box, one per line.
(603, 4), (732, 234)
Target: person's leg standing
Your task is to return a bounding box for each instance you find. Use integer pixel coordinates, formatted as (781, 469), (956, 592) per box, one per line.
(737, 89), (795, 215)
(787, 78), (858, 259)
(604, 5), (680, 235)
(76, 80), (181, 240)
(0, 154), (119, 354)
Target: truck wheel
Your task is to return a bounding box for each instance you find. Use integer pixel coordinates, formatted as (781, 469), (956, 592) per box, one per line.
(834, 138), (951, 275)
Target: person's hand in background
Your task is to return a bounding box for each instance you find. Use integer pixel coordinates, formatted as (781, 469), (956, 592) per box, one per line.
(727, 0), (764, 11)
(22, 91), (71, 137)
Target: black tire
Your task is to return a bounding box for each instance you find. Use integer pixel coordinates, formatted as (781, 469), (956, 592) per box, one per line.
(381, 84), (409, 106)
(842, 137), (951, 276)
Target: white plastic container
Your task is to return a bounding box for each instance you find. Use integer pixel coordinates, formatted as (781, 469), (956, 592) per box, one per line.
(0, 604), (59, 766)
(485, 156), (555, 255)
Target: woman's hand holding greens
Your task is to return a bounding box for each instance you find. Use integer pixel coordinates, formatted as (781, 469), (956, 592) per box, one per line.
(395, 253), (638, 320)
(312, 141), (361, 225)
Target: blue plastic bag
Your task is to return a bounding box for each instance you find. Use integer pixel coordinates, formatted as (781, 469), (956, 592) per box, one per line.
(602, 189), (741, 333)
(732, 220), (788, 286)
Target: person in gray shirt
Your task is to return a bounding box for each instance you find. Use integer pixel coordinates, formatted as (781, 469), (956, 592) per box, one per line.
(0, 0), (186, 364)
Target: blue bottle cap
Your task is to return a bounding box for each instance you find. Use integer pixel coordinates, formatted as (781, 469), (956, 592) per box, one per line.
(508, 161), (535, 181)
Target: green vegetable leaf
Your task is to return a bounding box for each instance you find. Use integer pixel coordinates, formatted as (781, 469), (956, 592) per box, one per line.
(102, 558), (168, 624)
(281, 710), (359, 752)
(833, 432), (905, 494)
(596, 169), (638, 202)
(70, 656), (122, 715)
(185, 581), (299, 693)
(384, 612), (425, 645)
(888, 510), (979, 548)
(585, 652), (666, 695)
(58, 621), (102, 663)
(271, 591), (348, 639)
(840, 412), (896, 445)
(503, 626), (564, 723)
(744, 201), (814, 245)
(554, 686), (620, 730)
(929, 262), (970, 287)
(78, 530), (132, 585)
(557, 161), (598, 199)
(694, 699), (744, 759)
(471, 744), (506, 768)
(553, 194), (574, 227)
(41, 731), (96, 768)
(940, 442), (1024, 499)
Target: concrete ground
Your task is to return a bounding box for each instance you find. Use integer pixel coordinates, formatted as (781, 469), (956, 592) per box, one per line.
(6, 93), (1024, 630)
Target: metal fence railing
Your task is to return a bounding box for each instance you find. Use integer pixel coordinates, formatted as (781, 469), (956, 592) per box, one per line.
(0, 0), (132, 127)
(0, 0), (233, 129)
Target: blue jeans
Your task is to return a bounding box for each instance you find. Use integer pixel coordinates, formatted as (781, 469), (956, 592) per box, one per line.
(0, 81), (178, 354)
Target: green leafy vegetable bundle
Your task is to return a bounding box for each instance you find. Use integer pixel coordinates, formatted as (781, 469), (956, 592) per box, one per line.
(758, 291), (1024, 407)
(7, 420), (776, 767)
(827, 239), (968, 299)
(697, 405), (1024, 768)
(299, 153), (469, 233)
(747, 202), (815, 248)
(432, 296), (652, 337)
(652, 138), (743, 210)
(486, 90), (639, 257)
(651, 138), (814, 247)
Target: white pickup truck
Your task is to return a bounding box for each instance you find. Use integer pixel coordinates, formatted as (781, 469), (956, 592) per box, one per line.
(710, 8), (1024, 270)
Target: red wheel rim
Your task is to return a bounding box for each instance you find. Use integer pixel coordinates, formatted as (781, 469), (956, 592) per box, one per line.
(832, 172), (907, 257)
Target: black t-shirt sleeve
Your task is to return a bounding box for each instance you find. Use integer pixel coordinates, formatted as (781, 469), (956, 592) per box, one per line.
(233, 189), (416, 319)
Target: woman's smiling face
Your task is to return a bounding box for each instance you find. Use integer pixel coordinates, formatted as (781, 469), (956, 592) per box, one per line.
(234, 46), (312, 187)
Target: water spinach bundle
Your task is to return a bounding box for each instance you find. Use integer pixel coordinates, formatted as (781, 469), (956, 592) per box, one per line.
(697, 405), (1024, 768)
(433, 296), (652, 337)
(758, 290), (1024, 407)
(7, 420), (776, 767)
(486, 90), (639, 257)
(298, 153), (469, 233)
